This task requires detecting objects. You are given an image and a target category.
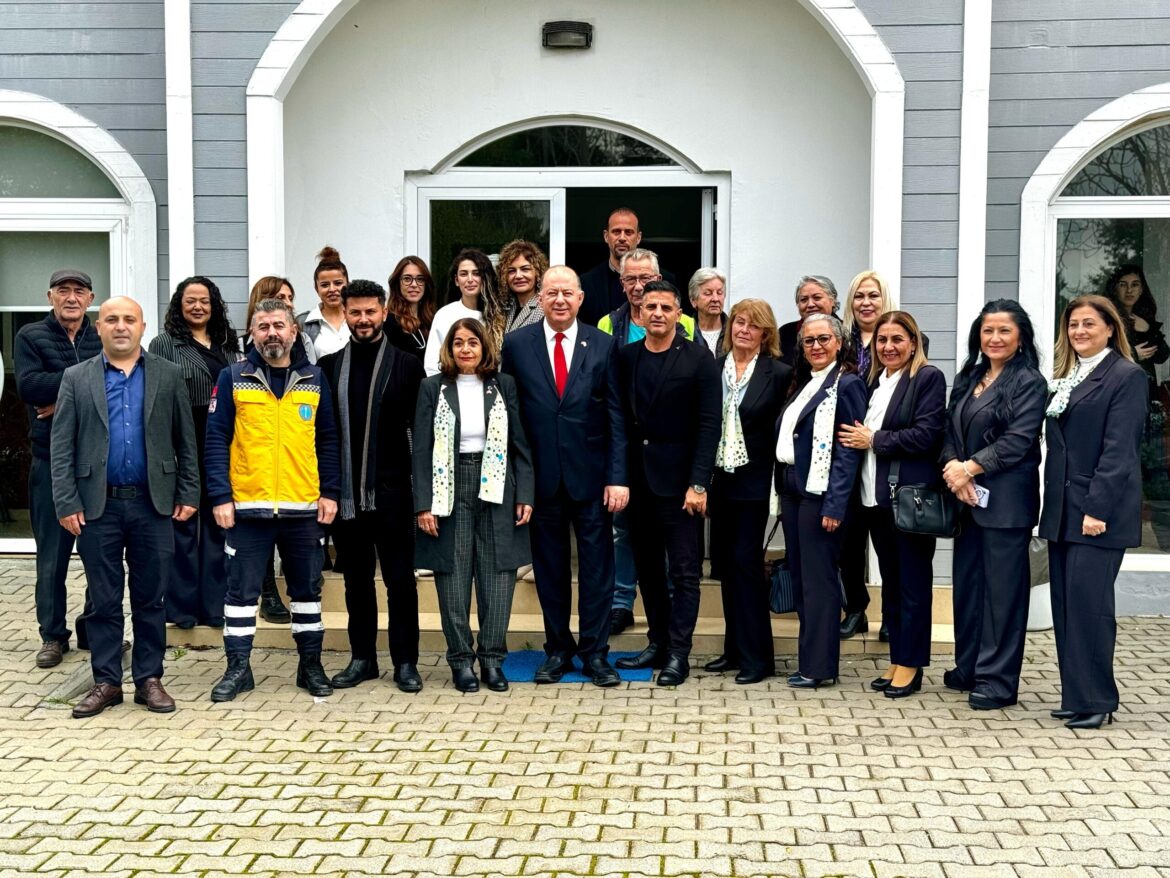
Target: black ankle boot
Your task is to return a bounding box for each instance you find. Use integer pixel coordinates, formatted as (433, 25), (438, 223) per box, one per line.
(296, 653), (333, 697)
(210, 654), (255, 702)
(260, 578), (291, 624)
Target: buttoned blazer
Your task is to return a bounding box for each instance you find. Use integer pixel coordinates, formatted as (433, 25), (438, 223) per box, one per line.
(616, 334), (722, 498)
(411, 372), (534, 572)
(501, 321), (627, 502)
(50, 352), (200, 520)
(772, 363), (868, 521)
(1039, 352), (1147, 548)
(868, 364), (948, 510)
(711, 354), (793, 502)
(941, 366), (1047, 529)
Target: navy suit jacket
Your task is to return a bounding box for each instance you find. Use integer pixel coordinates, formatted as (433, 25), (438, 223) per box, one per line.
(1040, 352), (1147, 548)
(501, 321), (627, 502)
(773, 364), (868, 521)
(868, 364), (947, 509)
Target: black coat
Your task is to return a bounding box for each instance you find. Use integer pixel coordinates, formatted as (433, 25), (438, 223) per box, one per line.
(942, 367), (1047, 530)
(711, 354), (792, 501)
(617, 334), (722, 498)
(1040, 352), (1147, 548)
(868, 364), (947, 509)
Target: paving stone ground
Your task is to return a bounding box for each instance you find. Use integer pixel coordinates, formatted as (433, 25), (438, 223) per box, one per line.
(1, 558), (1168, 878)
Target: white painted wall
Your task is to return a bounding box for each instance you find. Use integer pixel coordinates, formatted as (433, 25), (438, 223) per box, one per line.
(282, 0), (871, 322)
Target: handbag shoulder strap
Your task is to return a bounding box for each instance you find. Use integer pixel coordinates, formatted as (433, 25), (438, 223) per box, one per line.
(886, 370), (919, 496)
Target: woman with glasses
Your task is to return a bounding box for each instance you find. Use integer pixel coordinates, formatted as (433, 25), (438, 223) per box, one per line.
(424, 249), (506, 376)
(385, 256), (436, 361)
(499, 240), (549, 334)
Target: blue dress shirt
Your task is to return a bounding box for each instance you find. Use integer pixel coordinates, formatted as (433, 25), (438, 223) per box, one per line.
(104, 352), (147, 487)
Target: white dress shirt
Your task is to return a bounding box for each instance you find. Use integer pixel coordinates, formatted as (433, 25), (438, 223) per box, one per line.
(544, 319), (578, 377)
(860, 367), (903, 507)
(456, 374), (486, 453)
(776, 364), (833, 465)
(424, 300), (483, 377)
(303, 304), (350, 357)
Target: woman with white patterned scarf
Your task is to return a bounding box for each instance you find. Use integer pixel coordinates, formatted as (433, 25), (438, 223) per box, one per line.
(412, 318), (534, 694)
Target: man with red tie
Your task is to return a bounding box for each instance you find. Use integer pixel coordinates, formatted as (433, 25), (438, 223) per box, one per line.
(501, 265), (629, 686)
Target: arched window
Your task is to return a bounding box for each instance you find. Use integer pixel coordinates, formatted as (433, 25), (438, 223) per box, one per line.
(456, 125), (678, 168)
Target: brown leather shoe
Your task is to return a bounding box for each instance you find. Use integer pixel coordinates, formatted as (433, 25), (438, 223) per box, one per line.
(36, 639), (69, 669)
(133, 678), (176, 713)
(72, 683), (123, 718)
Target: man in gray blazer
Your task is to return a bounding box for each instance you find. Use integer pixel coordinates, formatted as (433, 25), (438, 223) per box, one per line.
(51, 297), (200, 718)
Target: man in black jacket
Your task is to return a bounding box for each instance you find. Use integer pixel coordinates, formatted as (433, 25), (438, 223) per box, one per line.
(317, 280), (426, 694)
(613, 281), (721, 686)
(14, 269), (103, 668)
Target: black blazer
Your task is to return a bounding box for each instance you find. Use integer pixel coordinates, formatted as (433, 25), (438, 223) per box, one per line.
(868, 364), (947, 509)
(711, 353), (792, 501)
(773, 364), (868, 521)
(501, 321), (627, 502)
(941, 366), (1047, 529)
(617, 334), (722, 498)
(1040, 352), (1147, 548)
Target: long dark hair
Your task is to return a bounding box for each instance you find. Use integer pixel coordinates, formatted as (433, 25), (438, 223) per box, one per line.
(445, 248), (505, 354)
(1106, 263), (1158, 327)
(785, 313), (856, 401)
(387, 255), (436, 334)
(164, 275), (239, 352)
(948, 299), (1041, 430)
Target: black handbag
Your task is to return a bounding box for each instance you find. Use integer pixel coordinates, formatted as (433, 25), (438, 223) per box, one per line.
(885, 374), (960, 538)
(765, 518), (797, 614)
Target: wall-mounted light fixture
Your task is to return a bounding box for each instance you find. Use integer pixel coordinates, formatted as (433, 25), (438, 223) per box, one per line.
(542, 21), (593, 49)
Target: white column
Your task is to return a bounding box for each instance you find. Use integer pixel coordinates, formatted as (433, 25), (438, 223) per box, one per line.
(246, 95), (286, 280)
(164, 0), (195, 283)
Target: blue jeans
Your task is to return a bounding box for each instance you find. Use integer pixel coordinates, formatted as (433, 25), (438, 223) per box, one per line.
(611, 509), (637, 611)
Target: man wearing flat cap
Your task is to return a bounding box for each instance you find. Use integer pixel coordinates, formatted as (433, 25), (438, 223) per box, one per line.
(14, 270), (103, 669)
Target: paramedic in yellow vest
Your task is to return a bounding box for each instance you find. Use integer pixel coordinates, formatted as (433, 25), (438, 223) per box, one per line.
(203, 298), (341, 702)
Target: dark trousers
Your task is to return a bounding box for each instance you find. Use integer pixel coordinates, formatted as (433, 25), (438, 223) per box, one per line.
(1049, 541), (1123, 713)
(331, 496), (419, 665)
(864, 505), (935, 668)
(628, 488), (702, 659)
(29, 456), (89, 643)
(710, 495), (773, 674)
(223, 516), (324, 657)
(952, 518), (1031, 701)
(167, 495), (227, 626)
(530, 486), (614, 660)
(780, 467), (845, 680)
(840, 494), (871, 614)
(75, 494), (173, 686)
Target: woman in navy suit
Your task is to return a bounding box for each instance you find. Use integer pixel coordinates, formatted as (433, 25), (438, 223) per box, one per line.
(707, 299), (792, 683)
(838, 311), (946, 698)
(773, 313), (867, 688)
(941, 299), (1047, 710)
(1041, 295), (1147, 729)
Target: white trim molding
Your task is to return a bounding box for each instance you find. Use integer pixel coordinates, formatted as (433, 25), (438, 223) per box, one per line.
(245, 0), (905, 287)
(955, 0), (993, 370)
(0, 89), (159, 330)
(164, 0), (195, 282)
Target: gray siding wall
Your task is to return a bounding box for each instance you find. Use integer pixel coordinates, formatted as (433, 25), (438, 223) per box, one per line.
(987, 1), (1170, 300)
(192, 1), (298, 310)
(0, 1), (168, 302)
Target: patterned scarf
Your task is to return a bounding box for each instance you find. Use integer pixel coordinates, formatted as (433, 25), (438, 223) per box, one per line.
(716, 353), (757, 472)
(430, 383), (510, 516)
(1047, 349), (1110, 417)
(805, 371), (842, 494)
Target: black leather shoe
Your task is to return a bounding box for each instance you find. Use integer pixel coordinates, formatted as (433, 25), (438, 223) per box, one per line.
(582, 655), (621, 687)
(884, 667), (924, 699)
(703, 655), (739, 673)
(1065, 712), (1113, 729)
(786, 672), (803, 685)
(788, 675), (836, 689)
(481, 666), (509, 692)
(839, 611), (868, 639)
(608, 607), (635, 635)
(259, 585), (291, 624)
(734, 667), (772, 685)
(656, 656), (689, 686)
(210, 655), (254, 702)
(878, 622), (890, 643)
(331, 658), (379, 689)
(615, 643), (667, 670)
(452, 667), (479, 692)
(296, 653), (333, 697)
(533, 653), (574, 684)
(969, 691), (1017, 710)
(394, 663), (423, 693)
(870, 675), (894, 692)
(1050, 709), (1077, 719)
(943, 669), (973, 692)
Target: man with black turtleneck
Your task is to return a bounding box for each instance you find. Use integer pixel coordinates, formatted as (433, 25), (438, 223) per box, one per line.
(318, 280), (426, 694)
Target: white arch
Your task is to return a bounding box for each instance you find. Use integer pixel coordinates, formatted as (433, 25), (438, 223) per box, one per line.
(0, 89), (159, 329)
(1018, 82), (1170, 371)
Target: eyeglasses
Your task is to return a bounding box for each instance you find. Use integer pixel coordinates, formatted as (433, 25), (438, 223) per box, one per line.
(620, 274), (658, 287)
(400, 276), (425, 287)
(801, 335), (835, 349)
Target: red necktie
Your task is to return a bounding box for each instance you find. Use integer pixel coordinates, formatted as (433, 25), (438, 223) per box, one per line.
(554, 332), (568, 398)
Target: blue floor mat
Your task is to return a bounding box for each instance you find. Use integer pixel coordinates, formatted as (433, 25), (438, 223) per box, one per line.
(502, 650), (654, 683)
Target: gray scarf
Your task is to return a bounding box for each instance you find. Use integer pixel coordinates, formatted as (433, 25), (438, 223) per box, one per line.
(338, 336), (389, 519)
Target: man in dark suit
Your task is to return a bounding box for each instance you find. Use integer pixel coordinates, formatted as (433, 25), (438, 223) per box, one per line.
(501, 266), (629, 687)
(51, 297), (200, 718)
(613, 280), (721, 685)
(579, 208), (679, 327)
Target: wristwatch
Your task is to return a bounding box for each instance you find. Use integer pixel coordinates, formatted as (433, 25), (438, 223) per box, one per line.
(691, 484), (707, 494)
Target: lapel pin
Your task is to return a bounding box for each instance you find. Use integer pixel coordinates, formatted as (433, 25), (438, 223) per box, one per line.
(581, 340), (587, 348)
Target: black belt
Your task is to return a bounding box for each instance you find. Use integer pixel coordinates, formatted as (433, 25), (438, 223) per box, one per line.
(107, 484), (145, 499)
(459, 452), (484, 462)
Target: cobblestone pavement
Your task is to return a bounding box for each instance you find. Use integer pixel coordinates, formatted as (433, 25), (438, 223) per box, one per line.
(1, 559), (1168, 878)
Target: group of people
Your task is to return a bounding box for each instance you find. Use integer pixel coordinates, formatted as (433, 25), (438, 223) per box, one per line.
(15, 206), (1147, 733)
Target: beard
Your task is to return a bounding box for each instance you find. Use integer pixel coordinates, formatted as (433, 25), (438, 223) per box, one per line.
(261, 339), (290, 361)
